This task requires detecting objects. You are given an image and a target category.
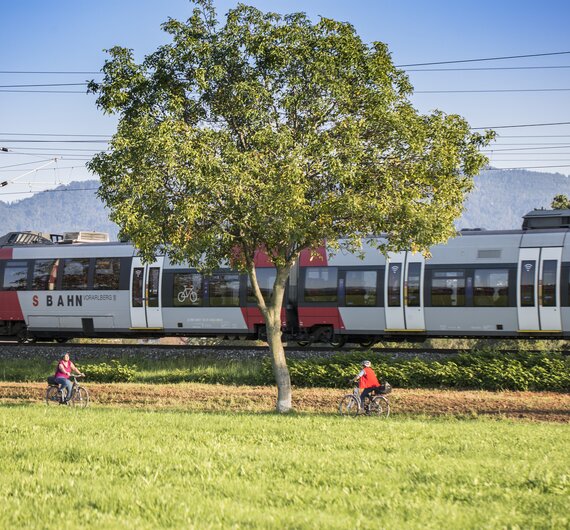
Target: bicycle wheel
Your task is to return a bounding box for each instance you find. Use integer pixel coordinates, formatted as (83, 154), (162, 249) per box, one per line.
(46, 386), (62, 406)
(338, 395), (360, 417)
(71, 387), (89, 408)
(370, 396), (390, 418)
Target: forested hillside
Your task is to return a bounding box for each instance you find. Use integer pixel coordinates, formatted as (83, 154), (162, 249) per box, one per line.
(0, 181), (119, 238)
(0, 170), (568, 239)
(460, 169), (570, 230)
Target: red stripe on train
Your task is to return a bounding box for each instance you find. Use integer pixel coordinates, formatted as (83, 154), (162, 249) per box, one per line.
(0, 248), (13, 260)
(299, 246), (327, 267)
(0, 247), (25, 320)
(0, 293), (24, 320)
(241, 307), (286, 331)
(298, 307), (344, 331)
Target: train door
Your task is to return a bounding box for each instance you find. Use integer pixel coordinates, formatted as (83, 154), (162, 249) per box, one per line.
(517, 247), (561, 332)
(130, 257), (164, 329)
(405, 253), (426, 331)
(384, 252), (426, 331)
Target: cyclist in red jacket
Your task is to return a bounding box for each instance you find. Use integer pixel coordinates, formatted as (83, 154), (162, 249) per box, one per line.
(353, 360), (382, 407)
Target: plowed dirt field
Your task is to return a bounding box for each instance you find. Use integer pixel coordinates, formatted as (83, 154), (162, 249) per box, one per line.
(1, 382), (569, 422)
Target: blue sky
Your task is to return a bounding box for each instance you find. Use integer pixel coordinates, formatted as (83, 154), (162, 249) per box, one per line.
(1, 0), (569, 200)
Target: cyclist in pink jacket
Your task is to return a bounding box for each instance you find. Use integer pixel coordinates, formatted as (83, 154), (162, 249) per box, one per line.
(53, 353), (83, 404)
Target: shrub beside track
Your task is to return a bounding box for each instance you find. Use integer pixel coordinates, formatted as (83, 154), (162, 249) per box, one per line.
(0, 346), (568, 391)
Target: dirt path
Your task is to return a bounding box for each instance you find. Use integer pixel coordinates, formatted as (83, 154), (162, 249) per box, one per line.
(1, 382), (568, 422)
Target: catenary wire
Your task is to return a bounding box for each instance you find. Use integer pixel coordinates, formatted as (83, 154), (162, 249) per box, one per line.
(0, 83), (88, 88)
(415, 88), (570, 93)
(396, 50), (570, 67)
(472, 121), (570, 130)
(407, 65), (570, 71)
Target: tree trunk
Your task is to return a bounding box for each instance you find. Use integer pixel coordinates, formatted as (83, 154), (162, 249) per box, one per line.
(266, 308), (292, 413)
(248, 262), (293, 413)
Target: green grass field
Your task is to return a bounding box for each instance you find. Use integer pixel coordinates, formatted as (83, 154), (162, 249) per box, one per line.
(0, 405), (568, 529)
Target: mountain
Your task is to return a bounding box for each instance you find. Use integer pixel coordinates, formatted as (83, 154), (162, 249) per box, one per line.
(460, 169), (570, 230)
(0, 170), (568, 240)
(0, 180), (119, 239)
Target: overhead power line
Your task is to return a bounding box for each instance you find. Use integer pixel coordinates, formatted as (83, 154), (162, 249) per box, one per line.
(0, 159), (56, 169)
(483, 145), (570, 152)
(4, 147), (106, 152)
(0, 132), (111, 137)
(0, 71), (101, 75)
(416, 88), (570, 93)
(0, 83), (88, 88)
(497, 135), (570, 138)
(397, 50), (570, 67)
(0, 187), (99, 197)
(0, 139), (108, 143)
(2, 51), (568, 75)
(486, 164), (570, 170)
(408, 65), (570, 71)
(0, 165), (87, 172)
(0, 90), (86, 94)
(472, 121), (570, 130)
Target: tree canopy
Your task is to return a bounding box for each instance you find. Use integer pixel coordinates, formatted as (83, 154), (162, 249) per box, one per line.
(88, 1), (493, 411)
(551, 194), (570, 210)
(88, 1), (492, 267)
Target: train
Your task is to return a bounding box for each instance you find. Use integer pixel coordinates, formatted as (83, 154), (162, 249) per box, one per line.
(1, 208), (569, 345)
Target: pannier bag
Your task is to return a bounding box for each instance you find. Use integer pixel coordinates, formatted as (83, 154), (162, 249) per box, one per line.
(47, 376), (58, 386)
(379, 382), (392, 394)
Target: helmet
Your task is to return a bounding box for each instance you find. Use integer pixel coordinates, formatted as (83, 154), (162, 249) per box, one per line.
(361, 360), (371, 367)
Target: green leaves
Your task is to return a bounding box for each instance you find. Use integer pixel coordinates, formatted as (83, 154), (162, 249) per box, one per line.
(88, 1), (492, 274)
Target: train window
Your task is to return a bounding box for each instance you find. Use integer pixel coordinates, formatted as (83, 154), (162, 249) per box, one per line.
(62, 259), (90, 290)
(132, 268), (144, 307)
(147, 267), (160, 308)
(345, 270), (377, 306)
(520, 260), (536, 307)
(94, 258), (121, 290)
(173, 273), (203, 307)
(473, 269), (509, 307)
(32, 259), (59, 291)
(247, 268), (276, 304)
(304, 267), (338, 303)
(387, 263), (402, 307)
(3, 261), (28, 290)
(431, 270), (465, 307)
(542, 260), (557, 307)
(407, 263), (422, 307)
(209, 273), (240, 306)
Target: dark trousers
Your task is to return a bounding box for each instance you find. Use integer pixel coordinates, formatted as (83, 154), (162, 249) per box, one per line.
(360, 386), (381, 405)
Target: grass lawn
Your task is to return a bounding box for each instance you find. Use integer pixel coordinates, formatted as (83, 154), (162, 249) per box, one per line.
(0, 405), (568, 529)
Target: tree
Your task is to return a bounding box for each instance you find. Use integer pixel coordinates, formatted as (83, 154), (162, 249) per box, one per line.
(551, 194), (570, 209)
(88, 1), (493, 412)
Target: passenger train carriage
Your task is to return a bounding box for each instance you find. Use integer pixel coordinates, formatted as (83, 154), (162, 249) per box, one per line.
(0, 209), (569, 344)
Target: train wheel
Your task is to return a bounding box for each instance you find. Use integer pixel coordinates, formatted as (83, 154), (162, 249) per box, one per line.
(329, 335), (347, 348)
(358, 337), (376, 348)
(55, 338), (69, 344)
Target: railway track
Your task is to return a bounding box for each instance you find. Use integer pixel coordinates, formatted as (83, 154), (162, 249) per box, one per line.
(0, 341), (567, 356)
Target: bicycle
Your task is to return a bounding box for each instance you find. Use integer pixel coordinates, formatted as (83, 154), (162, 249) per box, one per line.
(46, 374), (89, 408)
(338, 384), (390, 418)
(177, 285), (199, 304)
